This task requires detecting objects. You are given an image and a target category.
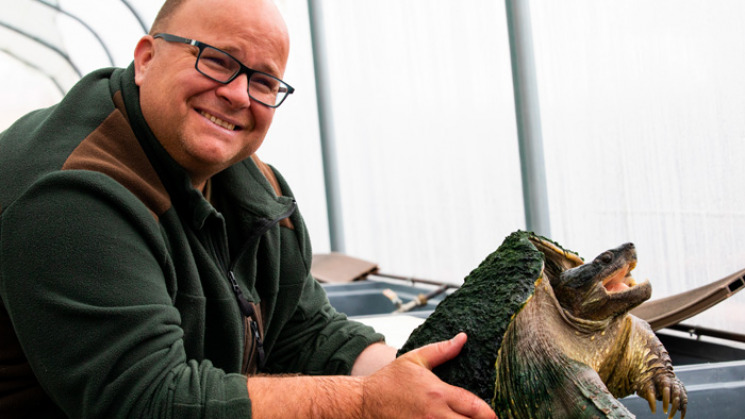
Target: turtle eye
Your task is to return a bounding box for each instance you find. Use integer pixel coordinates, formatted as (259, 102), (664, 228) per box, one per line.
(596, 251), (613, 265)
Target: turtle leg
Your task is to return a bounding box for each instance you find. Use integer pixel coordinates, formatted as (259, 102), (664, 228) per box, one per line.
(627, 319), (688, 419)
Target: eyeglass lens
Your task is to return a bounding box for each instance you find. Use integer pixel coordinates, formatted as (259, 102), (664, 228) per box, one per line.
(197, 46), (288, 107)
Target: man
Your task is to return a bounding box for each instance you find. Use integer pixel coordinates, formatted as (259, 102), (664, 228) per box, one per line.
(0, 0), (496, 417)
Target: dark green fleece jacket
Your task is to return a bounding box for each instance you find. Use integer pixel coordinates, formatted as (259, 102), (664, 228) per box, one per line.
(0, 65), (383, 418)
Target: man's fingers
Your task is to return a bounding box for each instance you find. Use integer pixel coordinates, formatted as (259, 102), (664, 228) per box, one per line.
(391, 333), (497, 418)
(448, 386), (497, 419)
(403, 332), (468, 369)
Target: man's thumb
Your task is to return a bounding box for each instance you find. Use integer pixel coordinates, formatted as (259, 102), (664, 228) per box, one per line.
(404, 332), (467, 370)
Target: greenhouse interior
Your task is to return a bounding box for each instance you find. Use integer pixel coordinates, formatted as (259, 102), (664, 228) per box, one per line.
(2, 1), (744, 417)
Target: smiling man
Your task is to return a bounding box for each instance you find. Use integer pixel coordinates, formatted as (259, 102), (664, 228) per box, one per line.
(135, 0), (290, 189)
(0, 0), (496, 418)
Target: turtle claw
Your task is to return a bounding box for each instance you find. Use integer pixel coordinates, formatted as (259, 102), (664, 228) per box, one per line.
(668, 399), (678, 419)
(641, 383), (656, 413)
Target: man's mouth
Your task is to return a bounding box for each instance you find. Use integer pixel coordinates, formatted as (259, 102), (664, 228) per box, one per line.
(200, 111), (237, 131)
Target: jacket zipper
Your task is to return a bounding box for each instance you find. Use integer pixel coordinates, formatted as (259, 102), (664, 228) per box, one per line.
(209, 200), (297, 374)
(228, 270), (265, 372)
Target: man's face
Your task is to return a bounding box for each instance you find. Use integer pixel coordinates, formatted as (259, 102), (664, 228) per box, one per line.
(134, 0), (290, 187)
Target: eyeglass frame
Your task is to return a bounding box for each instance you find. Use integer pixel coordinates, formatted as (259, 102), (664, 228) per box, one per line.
(152, 33), (295, 108)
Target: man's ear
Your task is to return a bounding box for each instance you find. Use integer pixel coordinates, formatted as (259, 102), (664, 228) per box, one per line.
(133, 35), (156, 87)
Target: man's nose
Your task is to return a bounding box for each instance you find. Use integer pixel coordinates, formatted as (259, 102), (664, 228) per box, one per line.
(216, 73), (251, 108)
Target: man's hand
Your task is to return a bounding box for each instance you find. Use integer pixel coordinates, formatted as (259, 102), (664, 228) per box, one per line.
(361, 333), (497, 418)
(248, 333), (496, 418)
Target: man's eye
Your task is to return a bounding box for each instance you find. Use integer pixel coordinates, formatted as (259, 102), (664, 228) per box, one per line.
(250, 75), (279, 92)
(202, 55), (230, 68)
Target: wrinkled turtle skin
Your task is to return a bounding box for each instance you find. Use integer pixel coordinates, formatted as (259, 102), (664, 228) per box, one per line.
(398, 230), (687, 418)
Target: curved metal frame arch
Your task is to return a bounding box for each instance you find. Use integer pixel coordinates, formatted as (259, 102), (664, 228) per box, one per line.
(0, 48), (66, 96)
(0, 21), (82, 78)
(34, 0), (115, 66)
(119, 0), (150, 33)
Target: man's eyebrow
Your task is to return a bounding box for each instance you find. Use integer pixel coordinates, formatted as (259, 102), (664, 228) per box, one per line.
(218, 44), (281, 76)
(217, 44), (240, 55)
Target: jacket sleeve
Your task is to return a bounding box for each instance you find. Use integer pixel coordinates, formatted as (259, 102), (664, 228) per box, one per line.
(253, 163), (386, 376)
(0, 171), (251, 419)
(263, 271), (385, 376)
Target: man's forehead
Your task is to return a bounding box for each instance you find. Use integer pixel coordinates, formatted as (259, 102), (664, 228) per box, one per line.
(166, 0), (289, 73)
(169, 0), (287, 32)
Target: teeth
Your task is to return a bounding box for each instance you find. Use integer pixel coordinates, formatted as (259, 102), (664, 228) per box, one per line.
(201, 111), (236, 131)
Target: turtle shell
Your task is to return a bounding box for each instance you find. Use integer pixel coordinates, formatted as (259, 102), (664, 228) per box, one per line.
(397, 230), (580, 403)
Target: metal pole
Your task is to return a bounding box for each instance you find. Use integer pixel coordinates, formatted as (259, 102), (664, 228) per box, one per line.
(307, 0), (346, 252)
(505, 0), (551, 237)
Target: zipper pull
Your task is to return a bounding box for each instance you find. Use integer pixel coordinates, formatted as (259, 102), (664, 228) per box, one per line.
(228, 271), (254, 318)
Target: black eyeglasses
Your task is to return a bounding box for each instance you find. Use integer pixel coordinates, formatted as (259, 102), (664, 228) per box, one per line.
(153, 33), (294, 108)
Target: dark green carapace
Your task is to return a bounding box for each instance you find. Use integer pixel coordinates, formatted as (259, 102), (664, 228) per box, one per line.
(398, 231), (546, 402)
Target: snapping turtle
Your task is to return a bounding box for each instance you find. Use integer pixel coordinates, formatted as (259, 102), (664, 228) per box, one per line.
(398, 230), (687, 418)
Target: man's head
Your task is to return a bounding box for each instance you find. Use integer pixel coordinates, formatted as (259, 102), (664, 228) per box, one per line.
(134, 0), (290, 189)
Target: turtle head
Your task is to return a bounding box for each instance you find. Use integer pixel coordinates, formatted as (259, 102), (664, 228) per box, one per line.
(552, 243), (652, 321)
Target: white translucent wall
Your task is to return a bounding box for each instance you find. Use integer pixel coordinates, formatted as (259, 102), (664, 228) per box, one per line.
(531, 0), (745, 332)
(304, 0), (525, 282)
